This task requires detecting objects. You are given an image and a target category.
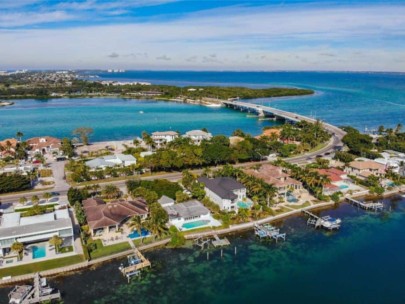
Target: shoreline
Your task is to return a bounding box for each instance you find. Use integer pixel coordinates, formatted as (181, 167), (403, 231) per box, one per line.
(1, 188), (403, 286)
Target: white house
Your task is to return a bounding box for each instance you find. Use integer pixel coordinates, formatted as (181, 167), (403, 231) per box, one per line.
(163, 200), (220, 231)
(183, 130), (213, 145)
(0, 209), (74, 259)
(151, 131), (178, 146)
(85, 154), (136, 170)
(198, 177), (247, 212)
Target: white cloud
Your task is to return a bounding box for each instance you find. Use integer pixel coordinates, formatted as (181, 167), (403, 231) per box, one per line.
(0, 4), (404, 71)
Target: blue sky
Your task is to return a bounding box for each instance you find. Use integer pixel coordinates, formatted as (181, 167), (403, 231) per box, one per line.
(0, 0), (404, 71)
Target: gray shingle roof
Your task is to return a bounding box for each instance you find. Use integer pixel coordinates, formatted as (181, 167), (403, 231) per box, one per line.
(164, 200), (209, 219)
(198, 177), (245, 200)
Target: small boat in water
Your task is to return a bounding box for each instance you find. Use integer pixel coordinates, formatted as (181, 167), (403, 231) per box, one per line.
(205, 103), (222, 107)
(139, 110), (144, 114)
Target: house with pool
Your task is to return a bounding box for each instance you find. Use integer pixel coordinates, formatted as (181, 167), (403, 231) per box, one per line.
(163, 200), (221, 231)
(82, 198), (148, 237)
(0, 208), (74, 266)
(198, 176), (250, 212)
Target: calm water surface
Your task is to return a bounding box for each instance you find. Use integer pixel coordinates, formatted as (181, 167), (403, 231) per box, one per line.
(0, 72), (404, 141)
(1, 196), (402, 304)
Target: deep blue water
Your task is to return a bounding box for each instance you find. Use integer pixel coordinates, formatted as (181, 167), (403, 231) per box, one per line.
(0, 71), (403, 141)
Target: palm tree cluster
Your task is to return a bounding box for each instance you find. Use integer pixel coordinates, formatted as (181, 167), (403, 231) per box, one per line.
(274, 160), (331, 199)
(127, 203), (168, 239)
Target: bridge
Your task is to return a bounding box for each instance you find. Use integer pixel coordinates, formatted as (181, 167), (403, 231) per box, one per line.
(222, 100), (346, 162)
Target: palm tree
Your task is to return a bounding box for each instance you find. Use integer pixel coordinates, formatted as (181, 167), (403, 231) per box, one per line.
(19, 196), (28, 205)
(43, 192), (52, 202)
(128, 215), (143, 235)
(31, 195), (40, 205)
(102, 184), (121, 199)
(16, 131), (24, 142)
(395, 123), (402, 135)
(11, 241), (24, 260)
(49, 235), (63, 253)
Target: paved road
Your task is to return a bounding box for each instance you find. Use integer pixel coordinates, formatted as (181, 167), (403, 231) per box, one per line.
(0, 104), (345, 203)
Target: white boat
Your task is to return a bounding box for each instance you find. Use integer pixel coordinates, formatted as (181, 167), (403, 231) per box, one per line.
(139, 111), (144, 114)
(205, 103), (222, 107)
(8, 285), (32, 304)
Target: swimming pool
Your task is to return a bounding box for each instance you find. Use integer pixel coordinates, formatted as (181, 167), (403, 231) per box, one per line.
(237, 201), (253, 209)
(128, 229), (150, 239)
(32, 245), (46, 259)
(182, 220), (210, 230)
(339, 184), (349, 190)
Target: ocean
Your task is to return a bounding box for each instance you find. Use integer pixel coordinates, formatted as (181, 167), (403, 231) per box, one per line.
(0, 71), (404, 141)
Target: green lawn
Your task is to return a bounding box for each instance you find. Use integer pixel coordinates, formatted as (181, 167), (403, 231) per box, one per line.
(89, 240), (131, 260)
(287, 202), (311, 210)
(0, 255), (85, 278)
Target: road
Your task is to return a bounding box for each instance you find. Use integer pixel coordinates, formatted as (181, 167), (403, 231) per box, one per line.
(0, 104), (345, 203)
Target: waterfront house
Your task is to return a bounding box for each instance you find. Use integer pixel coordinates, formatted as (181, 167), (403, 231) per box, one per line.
(244, 164), (302, 197)
(345, 160), (386, 179)
(316, 168), (350, 194)
(26, 136), (61, 156)
(0, 138), (17, 159)
(85, 154), (136, 170)
(151, 131), (178, 146)
(183, 130), (213, 145)
(198, 176), (247, 212)
(0, 208), (74, 261)
(163, 199), (220, 231)
(82, 198), (148, 236)
(374, 150), (405, 176)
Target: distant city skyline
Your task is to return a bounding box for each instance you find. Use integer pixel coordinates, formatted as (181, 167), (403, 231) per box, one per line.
(0, 0), (404, 72)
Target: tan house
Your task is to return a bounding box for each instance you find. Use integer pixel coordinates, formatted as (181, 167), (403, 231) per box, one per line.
(82, 198), (148, 236)
(27, 136), (61, 155)
(345, 160), (386, 179)
(0, 138), (17, 158)
(244, 164), (302, 196)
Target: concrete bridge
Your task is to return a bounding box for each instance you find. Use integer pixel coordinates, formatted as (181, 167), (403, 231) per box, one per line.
(222, 100), (346, 162)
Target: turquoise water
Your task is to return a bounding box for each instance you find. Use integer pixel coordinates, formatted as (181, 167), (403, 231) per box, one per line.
(0, 72), (403, 141)
(128, 229), (150, 239)
(237, 201), (253, 209)
(339, 184), (349, 190)
(2, 195), (399, 303)
(31, 245), (46, 259)
(182, 220), (210, 230)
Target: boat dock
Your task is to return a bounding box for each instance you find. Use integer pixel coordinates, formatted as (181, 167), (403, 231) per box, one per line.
(195, 234), (230, 249)
(211, 234), (230, 247)
(119, 247), (151, 281)
(254, 224), (286, 242)
(347, 197), (384, 211)
(302, 210), (341, 230)
(8, 273), (61, 304)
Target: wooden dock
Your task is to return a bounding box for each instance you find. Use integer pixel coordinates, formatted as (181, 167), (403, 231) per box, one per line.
(212, 234), (230, 247)
(119, 248), (151, 281)
(302, 210), (341, 230)
(254, 224), (286, 242)
(347, 197), (384, 211)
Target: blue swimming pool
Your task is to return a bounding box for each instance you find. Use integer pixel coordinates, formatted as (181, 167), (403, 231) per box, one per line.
(182, 220), (210, 230)
(339, 184), (349, 190)
(32, 245), (46, 259)
(128, 228), (150, 239)
(237, 201), (253, 209)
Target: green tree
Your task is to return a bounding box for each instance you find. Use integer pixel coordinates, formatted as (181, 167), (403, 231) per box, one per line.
(102, 184), (121, 200)
(67, 187), (89, 206)
(31, 195), (40, 205)
(19, 196), (28, 205)
(43, 192), (52, 201)
(11, 241), (24, 260)
(16, 131), (24, 142)
(49, 235), (63, 253)
(175, 191), (190, 203)
(61, 138), (74, 157)
(168, 226), (185, 247)
(72, 127), (94, 145)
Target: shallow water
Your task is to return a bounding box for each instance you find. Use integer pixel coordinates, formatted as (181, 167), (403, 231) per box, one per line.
(1, 196), (402, 304)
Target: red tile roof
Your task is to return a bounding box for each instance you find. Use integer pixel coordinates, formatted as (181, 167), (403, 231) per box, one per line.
(27, 136), (61, 150)
(83, 198), (148, 230)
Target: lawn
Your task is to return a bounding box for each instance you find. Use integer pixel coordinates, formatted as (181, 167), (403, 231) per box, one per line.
(0, 255), (85, 278)
(89, 240), (131, 260)
(287, 202), (311, 210)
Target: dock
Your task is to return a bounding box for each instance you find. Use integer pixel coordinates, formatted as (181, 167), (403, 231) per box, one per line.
(211, 234), (230, 247)
(119, 247), (151, 282)
(8, 273), (61, 304)
(302, 210), (341, 230)
(347, 197), (384, 211)
(254, 224), (286, 242)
